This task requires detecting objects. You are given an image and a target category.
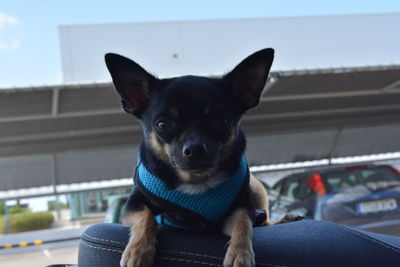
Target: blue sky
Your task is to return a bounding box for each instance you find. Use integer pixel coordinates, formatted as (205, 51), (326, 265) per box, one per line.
(1, 0), (400, 88)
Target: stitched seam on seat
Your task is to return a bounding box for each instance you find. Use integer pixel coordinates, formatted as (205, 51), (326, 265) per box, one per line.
(156, 256), (223, 266)
(82, 232), (126, 245)
(81, 234), (288, 266)
(158, 249), (288, 267)
(337, 224), (400, 254)
(158, 250), (224, 260)
(80, 240), (123, 254)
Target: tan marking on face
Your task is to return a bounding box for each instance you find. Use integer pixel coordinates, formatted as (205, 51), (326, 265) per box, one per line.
(150, 129), (220, 185)
(176, 169), (191, 182)
(121, 207), (157, 267)
(164, 143), (172, 158)
(149, 132), (168, 161)
(170, 108), (179, 117)
(220, 128), (236, 160)
(175, 167), (228, 195)
(149, 132), (162, 153)
(176, 167), (219, 184)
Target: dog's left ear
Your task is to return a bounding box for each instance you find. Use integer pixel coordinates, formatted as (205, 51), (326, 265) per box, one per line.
(223, 48), (274, 110)
(105, 53), (156, 117)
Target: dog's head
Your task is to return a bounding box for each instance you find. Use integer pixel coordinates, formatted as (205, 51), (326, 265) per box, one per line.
(105, 49), (273, 188)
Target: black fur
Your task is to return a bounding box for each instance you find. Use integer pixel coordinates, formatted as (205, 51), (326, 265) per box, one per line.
(105, 48), (274, 226)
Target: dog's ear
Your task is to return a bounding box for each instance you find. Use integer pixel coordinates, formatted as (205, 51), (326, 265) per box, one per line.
(105, 53), (156, 116)
(223, 48), (274, 110)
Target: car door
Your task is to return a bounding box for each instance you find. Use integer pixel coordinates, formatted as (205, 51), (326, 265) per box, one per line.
(270, 174), (302, 221)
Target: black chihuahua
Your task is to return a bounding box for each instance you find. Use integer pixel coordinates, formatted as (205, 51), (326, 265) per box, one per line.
(105, 48), (299, 267)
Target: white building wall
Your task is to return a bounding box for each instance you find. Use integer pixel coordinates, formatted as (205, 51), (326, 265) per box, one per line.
(59, 13), (400, 82)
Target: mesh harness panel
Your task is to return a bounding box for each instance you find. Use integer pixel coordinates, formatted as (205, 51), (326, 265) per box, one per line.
(135, 155), (249, 229)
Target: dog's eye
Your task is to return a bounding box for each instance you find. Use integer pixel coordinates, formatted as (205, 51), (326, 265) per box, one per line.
(155, 118), (171, 131)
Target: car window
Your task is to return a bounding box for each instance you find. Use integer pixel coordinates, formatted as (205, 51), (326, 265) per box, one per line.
(361, 168), (399, 182)
(280, 178), (301, 205)
(324, 167), (400, 192)
(272, 180), (284, 193)
(324, 175), (341, 190)
(296, 178), (312, 200)
(269, 180), (284, 203)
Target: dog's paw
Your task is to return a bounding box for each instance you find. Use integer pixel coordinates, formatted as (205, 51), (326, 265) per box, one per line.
(275, 213), (304, 224)
(223, 245), (255, 267)
(120, 243), (156, 267)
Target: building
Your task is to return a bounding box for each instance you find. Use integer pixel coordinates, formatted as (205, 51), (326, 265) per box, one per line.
(1, 14), (400, 218)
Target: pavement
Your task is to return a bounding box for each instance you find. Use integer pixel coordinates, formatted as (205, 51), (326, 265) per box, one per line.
(0, 211), (105, 266)
(0, 243), (78, 267)
(0, 227), (87, 254)
(0, 226), (86, 267)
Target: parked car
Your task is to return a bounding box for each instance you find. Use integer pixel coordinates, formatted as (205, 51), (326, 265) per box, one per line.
(269, 164), (400, 235)
(104, 193), (129, 223)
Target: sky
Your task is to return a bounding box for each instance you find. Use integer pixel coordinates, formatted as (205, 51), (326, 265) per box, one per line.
(0, 0), (400, 88)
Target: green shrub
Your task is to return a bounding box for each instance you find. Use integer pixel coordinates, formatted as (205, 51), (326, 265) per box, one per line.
(8, 206), (30, 214)
(0, 212), (54, 234)
(0, 204), (30, 216)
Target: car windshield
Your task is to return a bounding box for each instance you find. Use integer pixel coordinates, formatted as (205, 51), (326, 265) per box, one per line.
(323, 167), (400, 193)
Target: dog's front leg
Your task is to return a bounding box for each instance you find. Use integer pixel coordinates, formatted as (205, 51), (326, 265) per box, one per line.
(120, 206), (158, 267)
(222, 207), (255, 267)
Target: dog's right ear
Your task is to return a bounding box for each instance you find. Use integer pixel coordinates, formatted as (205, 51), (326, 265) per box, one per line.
(105, 53), (156, 116)
(223, 48), (274, 111)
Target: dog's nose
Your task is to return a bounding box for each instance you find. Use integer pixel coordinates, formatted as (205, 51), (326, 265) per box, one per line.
(182, 141), (208, 159)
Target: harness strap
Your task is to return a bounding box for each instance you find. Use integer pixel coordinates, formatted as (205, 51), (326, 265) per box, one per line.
(135, 155), (249, 229)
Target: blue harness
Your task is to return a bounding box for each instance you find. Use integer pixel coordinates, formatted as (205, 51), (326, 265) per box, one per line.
(134, 155), (249, 229)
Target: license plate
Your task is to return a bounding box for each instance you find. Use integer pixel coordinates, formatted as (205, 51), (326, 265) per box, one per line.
(356, 198), (398, 214)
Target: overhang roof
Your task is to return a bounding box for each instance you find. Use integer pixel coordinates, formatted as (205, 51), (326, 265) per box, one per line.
(0, 65), (400, 193)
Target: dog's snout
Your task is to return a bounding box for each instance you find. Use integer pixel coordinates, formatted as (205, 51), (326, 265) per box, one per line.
(174, 140), (217, 171)
(182, 141), (208, 159)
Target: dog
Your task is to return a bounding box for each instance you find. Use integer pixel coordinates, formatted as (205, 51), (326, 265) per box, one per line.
(105, 48), (300, 267)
